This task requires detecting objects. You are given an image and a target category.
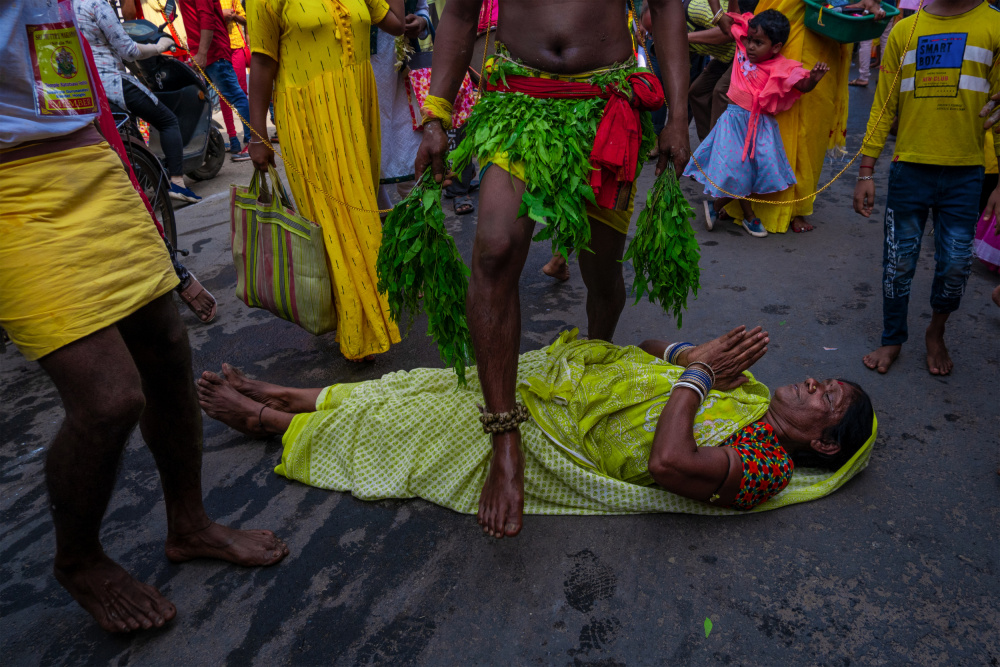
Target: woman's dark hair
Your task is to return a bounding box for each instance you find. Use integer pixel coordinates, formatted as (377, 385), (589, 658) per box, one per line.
(793, 380), (875, 471)
(748, 9), (791, 46)
(738, 0), (761, 14)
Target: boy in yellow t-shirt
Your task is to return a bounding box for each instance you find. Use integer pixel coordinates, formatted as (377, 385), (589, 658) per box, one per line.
(853, 0), (1000, 376)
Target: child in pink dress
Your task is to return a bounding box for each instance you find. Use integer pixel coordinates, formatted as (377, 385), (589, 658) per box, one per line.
(683, 10), (829, 238)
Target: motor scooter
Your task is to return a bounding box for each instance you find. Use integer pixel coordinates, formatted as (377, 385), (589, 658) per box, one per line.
(120, 18), (226, 181)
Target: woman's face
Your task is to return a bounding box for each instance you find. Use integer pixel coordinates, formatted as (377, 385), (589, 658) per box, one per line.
(770, 378), (853, 444)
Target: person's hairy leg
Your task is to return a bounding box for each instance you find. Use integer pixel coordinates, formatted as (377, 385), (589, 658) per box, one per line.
(38, 327), (177, 633)
(115, 294), (289, 566)
(219, 363), (321, 413)
(577, 218), (627, 341)
(925, 311), (954, 375)
(863, 344), (902, 373)
(468, 166), (535, 538)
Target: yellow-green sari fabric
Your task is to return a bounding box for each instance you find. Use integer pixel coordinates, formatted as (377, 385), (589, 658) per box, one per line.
(276, 332), (876, 515)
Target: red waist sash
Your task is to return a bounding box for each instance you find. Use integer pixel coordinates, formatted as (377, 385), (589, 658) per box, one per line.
(486, 71), (664, 209)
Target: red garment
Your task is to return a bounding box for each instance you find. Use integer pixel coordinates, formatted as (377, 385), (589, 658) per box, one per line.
(176, 0), (233, 65)
(477, 0), (498, 34)
(726, 12), (808, 160)
(486, 72), (664, 209)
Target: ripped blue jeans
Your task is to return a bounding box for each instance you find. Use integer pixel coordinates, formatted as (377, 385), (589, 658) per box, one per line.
(880, 161), (982, 346)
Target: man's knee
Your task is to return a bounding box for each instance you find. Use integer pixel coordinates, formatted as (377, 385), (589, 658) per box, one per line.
(68, 386), (146, 436)
(473, 232), (528, 281)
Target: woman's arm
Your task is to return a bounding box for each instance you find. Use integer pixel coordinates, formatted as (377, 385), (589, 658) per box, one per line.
(375, 0), (406, 36)
(646, 327), (769, 504)
(248, 53), (278, 172)
(687, 27), (731, 46)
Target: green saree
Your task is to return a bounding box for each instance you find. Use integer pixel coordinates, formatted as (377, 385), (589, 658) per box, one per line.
(276, 331), (875, 515)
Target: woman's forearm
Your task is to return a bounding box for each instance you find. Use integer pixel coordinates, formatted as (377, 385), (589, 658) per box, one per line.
(378, 0), (406, 36)
(249, 53), (278, 140)
(647, 389), (730, 499)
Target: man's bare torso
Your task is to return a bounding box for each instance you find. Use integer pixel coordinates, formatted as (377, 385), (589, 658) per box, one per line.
(494, 0), (634, 73)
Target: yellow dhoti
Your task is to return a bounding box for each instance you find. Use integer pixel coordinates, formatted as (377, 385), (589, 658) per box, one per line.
(0, 141), (178, 361)
(725, 0), (852, 233)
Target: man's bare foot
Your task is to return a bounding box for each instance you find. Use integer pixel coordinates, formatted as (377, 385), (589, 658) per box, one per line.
(54, 554), (176, 632)
(197, 371), (268, 436)
(477, 431), (525, 538)
(165, 522), (289, 566)
(863, 344), (901, 373)
(791, 216), (815, 233)
(925, 324), (953, 375)
(992, 283), (1000, 307)
(542, 254), (570, 282)
(221, 363), (290, 411)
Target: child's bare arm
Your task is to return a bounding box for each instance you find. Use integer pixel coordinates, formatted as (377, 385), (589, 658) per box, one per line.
(794, 62), (830, 93)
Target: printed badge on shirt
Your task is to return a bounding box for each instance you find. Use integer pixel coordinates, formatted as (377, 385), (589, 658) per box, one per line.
(913, 32), (968, 99)
(25, 22), (98, 116)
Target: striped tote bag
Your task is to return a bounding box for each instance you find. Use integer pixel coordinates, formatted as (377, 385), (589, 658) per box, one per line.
(230, 166), (336, 335)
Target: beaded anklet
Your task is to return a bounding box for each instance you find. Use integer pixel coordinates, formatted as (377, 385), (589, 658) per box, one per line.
(478, 403), (530, 434)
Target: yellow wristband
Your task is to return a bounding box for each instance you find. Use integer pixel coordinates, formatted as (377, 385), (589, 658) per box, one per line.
(421, 94), (454, 131)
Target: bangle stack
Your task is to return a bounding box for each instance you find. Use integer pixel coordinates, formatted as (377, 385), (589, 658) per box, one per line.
(674, 364), (714, 403)
(710, 8), (726, 24)
(662, 341), (694, 365)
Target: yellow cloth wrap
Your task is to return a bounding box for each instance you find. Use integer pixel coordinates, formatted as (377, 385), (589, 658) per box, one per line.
(0, 142), (179, 361)
(724, 0), (852, 233)
(421, 94), (454, 130)
(485, 151), (635, 235)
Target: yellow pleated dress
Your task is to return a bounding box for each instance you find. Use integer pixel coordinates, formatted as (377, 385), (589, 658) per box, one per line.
(248, 0), (401, 359)
(724, 0), (852, 233)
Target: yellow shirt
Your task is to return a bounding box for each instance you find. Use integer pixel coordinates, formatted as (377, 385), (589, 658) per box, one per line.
(863, 2), (1000, 166)
(219, 0), (247, 49)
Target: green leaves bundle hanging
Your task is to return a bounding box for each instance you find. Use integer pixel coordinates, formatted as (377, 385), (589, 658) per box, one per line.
(376, 173), (475, 384)
(624, 166), (701, 328)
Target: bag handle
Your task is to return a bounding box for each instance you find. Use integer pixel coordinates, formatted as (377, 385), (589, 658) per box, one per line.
(248, 165), (296, 210)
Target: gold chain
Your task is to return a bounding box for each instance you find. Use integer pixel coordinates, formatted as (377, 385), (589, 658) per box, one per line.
(686, 2), (923, 205)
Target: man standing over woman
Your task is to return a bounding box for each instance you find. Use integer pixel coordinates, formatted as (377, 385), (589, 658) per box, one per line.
(246, 0), (405, 361)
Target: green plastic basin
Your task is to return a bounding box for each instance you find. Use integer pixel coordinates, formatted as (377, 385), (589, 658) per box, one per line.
(802, 0), (900, 44)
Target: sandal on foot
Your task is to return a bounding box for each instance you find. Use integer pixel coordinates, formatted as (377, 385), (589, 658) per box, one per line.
(848, 78), (869, 87)
(178, 274), (218, 323)
(454, 196), (475, 215)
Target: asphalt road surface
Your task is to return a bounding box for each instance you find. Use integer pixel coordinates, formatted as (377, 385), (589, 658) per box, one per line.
(2, 70), (998, 665)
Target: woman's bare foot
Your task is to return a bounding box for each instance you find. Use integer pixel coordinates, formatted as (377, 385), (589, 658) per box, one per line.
(863, 344), (901, 373)
(221, 363), (291, 412)
(197, 371), (269, 437)
(791, 216), (815, 233)
(542, 254), (571, 282)
(54, 554), (176, 633)
(165, 522), (289, 566)
(925, 324), (953, 375)
(477, 431), (525, 538)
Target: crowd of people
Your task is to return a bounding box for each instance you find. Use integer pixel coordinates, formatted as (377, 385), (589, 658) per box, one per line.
(1, 0), (998, 636)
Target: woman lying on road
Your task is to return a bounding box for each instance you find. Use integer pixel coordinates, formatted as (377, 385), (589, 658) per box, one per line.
(197, 326), (876, 537)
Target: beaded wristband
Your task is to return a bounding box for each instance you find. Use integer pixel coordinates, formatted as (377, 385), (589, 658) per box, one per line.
(663, 342), (694, 365)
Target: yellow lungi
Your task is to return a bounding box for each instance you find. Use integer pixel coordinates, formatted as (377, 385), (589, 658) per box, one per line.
(0, 142), (179, 361)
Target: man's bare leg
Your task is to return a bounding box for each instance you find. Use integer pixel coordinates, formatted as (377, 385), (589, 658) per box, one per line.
(542, 252), (571, 282)
(925, 311), (954, 375)
(578, 218), (627, 341)
(114, 294), (289, 566)
(468, 166), (536, 539)
(39, 326), (176, 633)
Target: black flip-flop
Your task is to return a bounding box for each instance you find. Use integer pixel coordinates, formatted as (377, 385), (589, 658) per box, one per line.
(454, 196), (475, 215)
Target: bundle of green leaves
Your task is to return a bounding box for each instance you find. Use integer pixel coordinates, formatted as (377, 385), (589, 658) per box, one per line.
(624, 166), (701, 328)
(450, 57), (656, 261)
(376, 173), (475, 384)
